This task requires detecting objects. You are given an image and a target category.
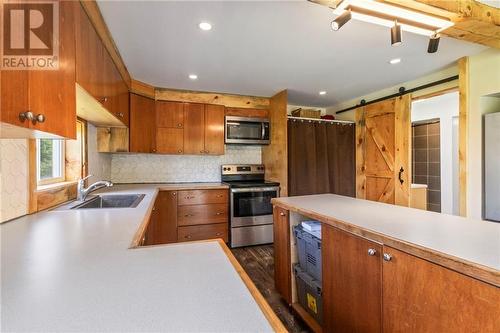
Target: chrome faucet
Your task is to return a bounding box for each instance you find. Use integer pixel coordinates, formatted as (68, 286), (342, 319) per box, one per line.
(77, 175), (113, 201)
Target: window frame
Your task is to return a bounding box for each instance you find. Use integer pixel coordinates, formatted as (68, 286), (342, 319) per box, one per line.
(36, 138), (66, 186)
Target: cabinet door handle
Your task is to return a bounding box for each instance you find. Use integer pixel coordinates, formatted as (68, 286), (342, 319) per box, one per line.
(398, 167), (404, 185)
(383, 253), (392, 262)
(280, 212), (285, 216)
(205, 150), (209, 154)
(185, 235), (192, 239)
(101, 97), (108, 103)
(117, 112), (124, 118)
(185, 196), (195, 199)
(35, 114), (45, 123)
(172, 192), (177, 196)
(152, 149), (156, 153)
(19, 111), (34, 122)
(177, 123), (182, 127)
(178, 149), (182, 153)
(184, 214), (193, 217)
(215, 233), (222, 237)
(368, 248), (377, 256)
(215, 212), (223, 215)
(216, 194), (223, 198)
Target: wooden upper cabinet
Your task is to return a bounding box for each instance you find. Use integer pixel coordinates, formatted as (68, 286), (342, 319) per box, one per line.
(183, 103), (205, 155)
(157, 101), (184, 128)
(322, 226), (382, 333)
(156, 128), (184, 154)
(75, 2), (128, 127)
(382, 246), (500, 332)
(1, 0), (77, 138)
(130, 93), (156, 153)
(225, 107), (269, 118)
(204, 104), (225, 155)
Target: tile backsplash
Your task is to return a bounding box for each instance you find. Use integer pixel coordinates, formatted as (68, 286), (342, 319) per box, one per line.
(111, 145), (262, 183)
(0, 139), (28, 223)
(87, 124), (112, 184)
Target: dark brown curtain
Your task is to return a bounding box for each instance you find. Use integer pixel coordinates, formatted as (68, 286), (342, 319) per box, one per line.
(288, 119), (355, 197)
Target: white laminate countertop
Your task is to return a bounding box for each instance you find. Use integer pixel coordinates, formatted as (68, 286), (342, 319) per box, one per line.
(1, 184), (274, 332)
(273, 194), (500, 274)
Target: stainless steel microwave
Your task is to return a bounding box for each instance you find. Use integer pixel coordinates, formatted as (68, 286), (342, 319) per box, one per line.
(225, 116), (270, 145)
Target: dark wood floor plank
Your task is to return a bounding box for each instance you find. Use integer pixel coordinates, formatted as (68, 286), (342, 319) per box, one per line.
(231, 245), (311, 333)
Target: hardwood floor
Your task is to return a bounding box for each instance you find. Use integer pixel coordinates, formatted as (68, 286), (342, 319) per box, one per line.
(231, 245), (311, 333)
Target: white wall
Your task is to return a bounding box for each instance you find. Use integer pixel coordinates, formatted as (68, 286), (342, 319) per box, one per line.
(87, 124), (112, 184)
(467, 48), (500, 219)
(111, 145), (262, 183)
(412, 92), (459, 215)
(0, 139), (29, 223)
(328, 65), (459, 121)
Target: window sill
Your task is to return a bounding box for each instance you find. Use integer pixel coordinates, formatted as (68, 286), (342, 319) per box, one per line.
(36, 180), (78, 193)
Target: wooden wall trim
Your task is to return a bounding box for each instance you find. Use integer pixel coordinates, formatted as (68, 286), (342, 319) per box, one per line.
(355, 107), (366, 199)
(262, 90), (288, 196)
(458, 57), (469, 217)
(28, 139), (38, 214)
(155, 88), (270, 109)
(130, 79), (156, 99)
(79, 0), (131, 87)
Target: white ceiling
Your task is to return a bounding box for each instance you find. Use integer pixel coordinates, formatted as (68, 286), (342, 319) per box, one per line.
(97, 0), (487, 107)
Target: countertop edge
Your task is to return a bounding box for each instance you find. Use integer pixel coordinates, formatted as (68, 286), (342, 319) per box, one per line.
(272, 199), (500, 287)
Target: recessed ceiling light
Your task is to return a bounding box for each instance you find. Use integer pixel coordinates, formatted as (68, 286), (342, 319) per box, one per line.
(319, 91), (327, 95)
(189, 74), (198, 80)
(389, 58), (401, 64)
(198, 22), (212, 31)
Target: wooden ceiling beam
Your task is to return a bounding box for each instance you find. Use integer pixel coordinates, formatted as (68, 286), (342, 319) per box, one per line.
(310, 0), (500, 49)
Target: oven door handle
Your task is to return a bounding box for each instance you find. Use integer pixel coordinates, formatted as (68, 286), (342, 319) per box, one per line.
(231, 187), (280, 193)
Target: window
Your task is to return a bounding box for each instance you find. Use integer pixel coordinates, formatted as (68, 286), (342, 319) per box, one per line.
(37, 138), (65, 185)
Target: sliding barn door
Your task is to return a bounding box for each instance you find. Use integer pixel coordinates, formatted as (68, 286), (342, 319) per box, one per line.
(356, 95), (411, 206)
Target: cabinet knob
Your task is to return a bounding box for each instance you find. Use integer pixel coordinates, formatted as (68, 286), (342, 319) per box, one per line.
(172, 192), (177, 196)
(368, 248), (377, 256)
(102, 97), (108, 103)
(117, 112), (124, 118)
(185, 235), (192, 239)
(177, 123), (182, 127)
(383, 253), (392, 262)
(200, 150), (204, 153)
(205, 150), (209, 154)
(34, 114), (46, 123)
(178, 149), (182, 153)
(215, 233), (222, 236)
(152, 149), (156, 153)
(19, 111), (34, 122)
(184, 214), (193, 217)
(280, 212), (285, 216)
(216, 212), (223, 215)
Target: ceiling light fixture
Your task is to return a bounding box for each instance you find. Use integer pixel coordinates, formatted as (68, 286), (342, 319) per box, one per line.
(331, 0), (454, 37)
(331, 9), (352, 31)
(198, 22), (212, 31)
(389, 58), (401, 64)
(391, 20), (402, 46)
(319, 91), (327, 95)
(189, 74), (198, 80)
(427, 33), (441, 53)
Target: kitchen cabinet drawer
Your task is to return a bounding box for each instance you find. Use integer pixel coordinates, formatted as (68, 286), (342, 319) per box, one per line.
(178, 204), (228, 226)
(177, 223), (228, 243)
(178, 189), (228, 206)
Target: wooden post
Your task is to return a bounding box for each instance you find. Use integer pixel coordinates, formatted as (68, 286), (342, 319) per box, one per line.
(458, 57), (469, 217)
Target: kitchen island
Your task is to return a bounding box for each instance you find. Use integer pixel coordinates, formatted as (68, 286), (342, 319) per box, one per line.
(272, 194), (500, 333)
(1, 184), (284, 332)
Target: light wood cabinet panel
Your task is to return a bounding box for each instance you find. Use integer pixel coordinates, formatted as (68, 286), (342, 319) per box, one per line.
(144, 197), (160, 246)
(382, 246), (500, 333)
(225, 107), (269, 118)
(156, 128), (184, 154)
(177, 204), (228, 226)
(322, 226), (382, 333)
(177, 223), (228, 243)
(183, 103), (205, 154)
(273, 206), (292, 305)
(156, 101), (184, 128)
(1, 71), (29, 128)
(204, 104), (225, 155)
(177, 189), (228, 206)
(130, 93), (156, 153)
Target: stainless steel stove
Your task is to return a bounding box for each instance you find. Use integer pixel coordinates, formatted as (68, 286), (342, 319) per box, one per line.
(222, 164), (280, 248)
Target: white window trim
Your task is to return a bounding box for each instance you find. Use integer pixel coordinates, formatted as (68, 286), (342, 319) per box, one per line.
(37, 139), (66, 186)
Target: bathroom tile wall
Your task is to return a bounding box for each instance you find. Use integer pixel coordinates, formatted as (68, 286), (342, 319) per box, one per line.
(111, 145), (262, 183)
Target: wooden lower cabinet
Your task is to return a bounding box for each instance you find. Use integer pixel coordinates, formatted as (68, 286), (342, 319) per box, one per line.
(144, 191), (177, 245)
(178, 223), (228, 243)
(382, 246), (500, 333)
(322, 225), (382, 333)
(144, 189), (229, 246)
(273, 206), (292, 305)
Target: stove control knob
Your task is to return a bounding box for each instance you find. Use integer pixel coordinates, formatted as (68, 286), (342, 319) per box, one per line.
(223, 167), (227, 171)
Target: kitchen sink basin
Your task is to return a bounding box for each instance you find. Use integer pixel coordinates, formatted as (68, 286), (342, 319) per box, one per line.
(72, 194), (145, 209)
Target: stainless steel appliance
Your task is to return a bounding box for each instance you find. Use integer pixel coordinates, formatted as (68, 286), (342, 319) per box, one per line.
(225, 116), (270, 144)
(485, 112), (500, 222)
(222, 164), (279, 247)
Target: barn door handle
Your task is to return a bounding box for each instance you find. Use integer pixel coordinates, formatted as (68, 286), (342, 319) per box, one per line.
(398, 167), (404, 185)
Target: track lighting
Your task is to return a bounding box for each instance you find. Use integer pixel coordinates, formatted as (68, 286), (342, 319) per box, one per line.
(391, 20), (402, 46)
(427, 33), (440, 53)
(331, 9), (352, 31)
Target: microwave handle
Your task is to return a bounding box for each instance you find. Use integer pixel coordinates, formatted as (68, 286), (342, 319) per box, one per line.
(262, 123), (265, 139)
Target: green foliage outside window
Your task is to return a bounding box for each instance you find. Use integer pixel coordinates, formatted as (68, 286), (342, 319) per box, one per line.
(39, 139), (54, 179)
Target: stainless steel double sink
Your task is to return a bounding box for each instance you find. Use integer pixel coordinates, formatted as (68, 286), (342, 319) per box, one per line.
(70, 194), (145, 209)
